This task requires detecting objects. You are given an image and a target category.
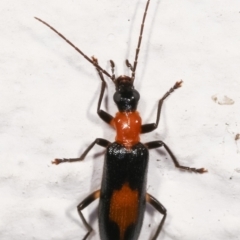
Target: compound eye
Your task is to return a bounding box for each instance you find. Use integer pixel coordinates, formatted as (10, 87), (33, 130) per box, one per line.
(113, 92), (121, 104)
(132, 90), (140, 102)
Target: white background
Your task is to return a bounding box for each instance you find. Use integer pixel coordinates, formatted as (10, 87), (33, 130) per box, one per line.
(1, 0), (240, 239)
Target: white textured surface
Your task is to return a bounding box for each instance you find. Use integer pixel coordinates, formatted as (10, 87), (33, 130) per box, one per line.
(1, 0), (240, 239)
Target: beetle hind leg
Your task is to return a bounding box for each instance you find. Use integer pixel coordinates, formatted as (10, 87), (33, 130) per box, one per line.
(77, 190), (100, 240)
(146, 193), (167, 240)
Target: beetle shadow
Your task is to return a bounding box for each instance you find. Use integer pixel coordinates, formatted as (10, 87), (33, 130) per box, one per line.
(155, 148), (174, 169)
(93, 150), (106, 159)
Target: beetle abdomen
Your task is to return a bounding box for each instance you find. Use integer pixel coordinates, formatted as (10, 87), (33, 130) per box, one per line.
(99, 142), (149, 240)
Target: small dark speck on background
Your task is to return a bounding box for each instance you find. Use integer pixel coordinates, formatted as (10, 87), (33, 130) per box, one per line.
(235, 134), (240, 141)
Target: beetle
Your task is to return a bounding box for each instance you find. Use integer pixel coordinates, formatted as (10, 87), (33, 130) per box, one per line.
(35, 0), (207, 239)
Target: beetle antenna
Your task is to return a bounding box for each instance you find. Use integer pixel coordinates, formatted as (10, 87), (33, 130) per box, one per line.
(131, 0), (151, 81)
(126, 59), (133, 71)
(34, 17), (113, 80)
(110, 60), (116, 81)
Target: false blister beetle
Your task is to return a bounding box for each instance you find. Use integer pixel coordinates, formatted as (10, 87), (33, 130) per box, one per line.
(35, 0), (207, 239)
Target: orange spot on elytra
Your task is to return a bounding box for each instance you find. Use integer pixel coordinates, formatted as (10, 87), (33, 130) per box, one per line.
(109, 183), (139, 240)
(111, 111), (141, 148)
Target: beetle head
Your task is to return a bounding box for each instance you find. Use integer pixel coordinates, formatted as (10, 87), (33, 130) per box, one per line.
(113, 75), (140, 112)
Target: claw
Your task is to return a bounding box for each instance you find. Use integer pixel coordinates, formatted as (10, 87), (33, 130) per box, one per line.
(52, 159), (62, 165)
(174, 80), (183, 89)
(197, 168), (208, 174)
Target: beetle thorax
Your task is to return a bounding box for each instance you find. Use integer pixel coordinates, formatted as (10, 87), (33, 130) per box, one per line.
(110, 111), (142, 148)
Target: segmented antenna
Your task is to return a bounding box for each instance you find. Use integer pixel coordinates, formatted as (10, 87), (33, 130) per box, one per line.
(34, 17), (113, 81)
(110, 60), (116, 81)
(131, 0), (151, 81)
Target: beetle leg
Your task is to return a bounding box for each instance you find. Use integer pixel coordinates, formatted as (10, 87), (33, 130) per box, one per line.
(146, 193), (167, 240)
(53, 138), (110, 164)
(97, 77), (114, 124)
(145, 140), (207, 173)
(77, 190), (100, 240)
(141, 81), (182, 134)
(92, 57), (114, 125)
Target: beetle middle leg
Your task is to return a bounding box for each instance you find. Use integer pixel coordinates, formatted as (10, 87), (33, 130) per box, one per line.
(146, 193), (167, 240)
(53, 138), (110, 164)
(145, 140), (207, 173)
(77, 190), (100, 240)
(141, 81), (183, 134)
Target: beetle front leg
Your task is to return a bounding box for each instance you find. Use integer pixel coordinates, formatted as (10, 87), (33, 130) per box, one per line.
(92, 57), (114, 125)
(53, 138), (110, 164)
(97, 77), (114, 124)
(141, 81), (182, 134)
(145, 140), (207, 173)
